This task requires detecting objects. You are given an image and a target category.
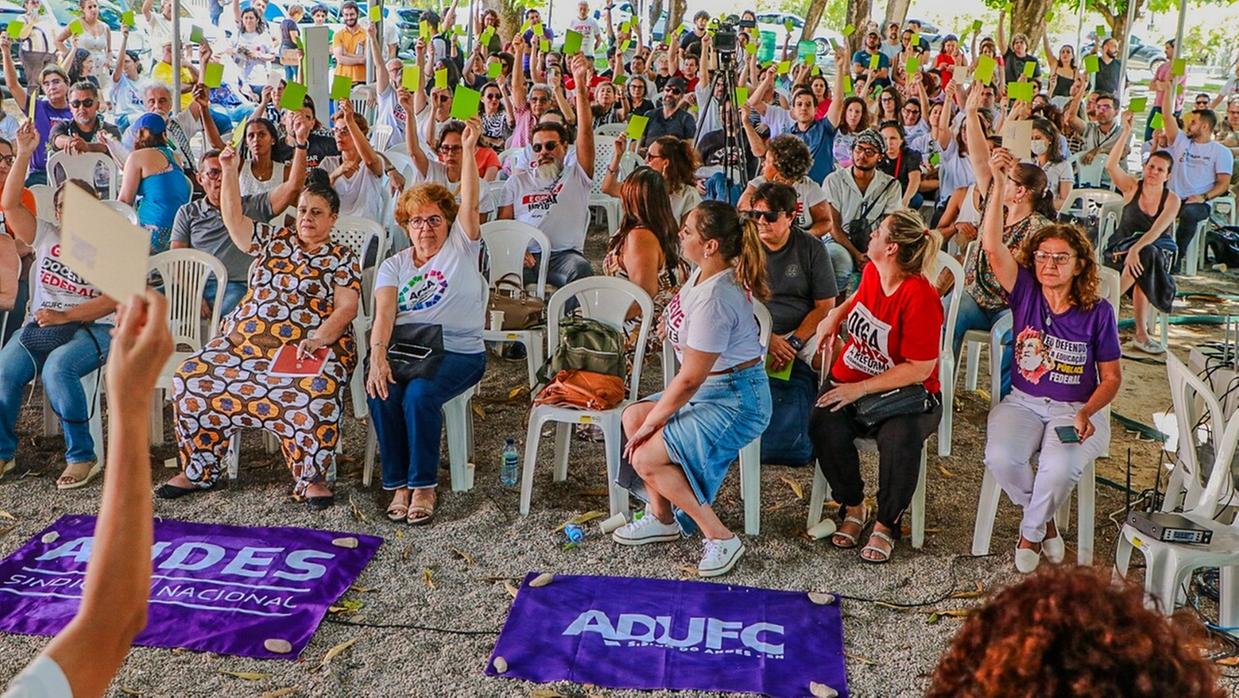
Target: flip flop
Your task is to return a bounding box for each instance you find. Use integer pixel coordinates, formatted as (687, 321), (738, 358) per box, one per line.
(56, 461), (101, 490)
(860, 530), (896, 564)
(830, 505), (870, 550)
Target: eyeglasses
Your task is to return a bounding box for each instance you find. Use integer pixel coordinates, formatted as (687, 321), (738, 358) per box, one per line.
(407, 214), (445, 230)
(436, 95), (450, 103)
(528, 96), (549, 103)
(531, 141), (560, 153)
(438, 144), (463, 154)
(1033, 250), (1076, 267)
(742, 209), (782, 223)
(201, 168), (223, 179)
(69, 98), (95, 108)
(646, 151), (664, 160)
(853, 145), (881, 158)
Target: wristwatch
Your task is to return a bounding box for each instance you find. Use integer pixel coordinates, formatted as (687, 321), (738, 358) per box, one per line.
(294, 142), (309, 150)
(787, 335), (805, 351)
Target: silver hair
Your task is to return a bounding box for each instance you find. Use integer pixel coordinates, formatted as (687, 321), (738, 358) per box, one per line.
(529, 83), (553, 99)
(139, 79), (173, 99)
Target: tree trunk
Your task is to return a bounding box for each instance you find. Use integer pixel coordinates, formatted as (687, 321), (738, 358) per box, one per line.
(1095, 0), (1144, 47)
(882, 0), (911, 31)
(801, 0), (829, 41)
(667, 0), (687, 38)
(481, 0), (522, 39)
(844, 0), (871, 54)
(647, 0), (664, 32)
(1007, 0), (1055, 47)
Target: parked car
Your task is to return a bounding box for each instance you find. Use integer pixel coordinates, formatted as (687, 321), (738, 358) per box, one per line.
(1080, 33), (1167, 73)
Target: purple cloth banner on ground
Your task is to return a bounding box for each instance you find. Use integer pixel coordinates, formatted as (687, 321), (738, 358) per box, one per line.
(486, 572), (849, 697)
(0, 515), (381, 659)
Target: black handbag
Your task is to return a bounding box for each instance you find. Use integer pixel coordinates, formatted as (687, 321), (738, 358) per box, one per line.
(853, 385), (936, 429)
(845, 179), (899, 252)
(20, 322), (82, 353)
(386, 323), (444, 383)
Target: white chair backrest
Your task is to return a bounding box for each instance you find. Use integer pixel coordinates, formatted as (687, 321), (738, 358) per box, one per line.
(47, 152), (119, 200)
(498, 147), (523, 171)
(1058, 187), (1123, 217)
(349, 85), (377, 124)
(331, 217), (384, 318)
(1096, 211), (1118, 262)
(383, 151), (415, 184)
(937, 250), (965, 360)
(1098, 266), (1121, 312)
(148, 249), (227, 350)
(753, 301), (772, 351)
(479, 220), (551, 298)
(595, 123), (627, 138)
(1166, 352), (1233, 515)
(548, 277), (654, 401)
(370, 123), (395, 151)
(28, 183), (54, 222)
(102, 199), (139, 225)
(1195, 411), (1239, 520)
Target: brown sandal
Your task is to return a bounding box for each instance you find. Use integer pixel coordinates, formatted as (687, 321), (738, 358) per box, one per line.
(57, 461), (101, 490)
(406, 490), (436, 525)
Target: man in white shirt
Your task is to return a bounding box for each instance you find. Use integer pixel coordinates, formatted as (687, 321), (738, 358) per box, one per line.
(121, 81), (221, 172)
(823, 129), (903, 291)
(498, 54), (596, 288)
(1161, 84), (1234, 267)
(568, 2), (605, 57)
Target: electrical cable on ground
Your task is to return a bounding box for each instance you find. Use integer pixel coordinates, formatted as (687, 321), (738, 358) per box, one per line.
(324, 617), (500, 635)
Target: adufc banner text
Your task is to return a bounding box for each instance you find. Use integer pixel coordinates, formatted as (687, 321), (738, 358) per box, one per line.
(0, 515), (381, 659)
(486, 572), (848, 697)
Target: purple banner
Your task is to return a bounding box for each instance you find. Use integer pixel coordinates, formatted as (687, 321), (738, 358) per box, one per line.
(0, 515), (381, 659)
(486, 572), (849, 698)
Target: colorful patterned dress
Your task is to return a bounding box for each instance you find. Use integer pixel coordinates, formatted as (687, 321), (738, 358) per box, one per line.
(172, 223), (362, 496)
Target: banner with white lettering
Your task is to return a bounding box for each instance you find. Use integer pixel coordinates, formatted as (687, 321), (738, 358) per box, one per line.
(0, 515), (381, 659)
(486, 573), (849, 697)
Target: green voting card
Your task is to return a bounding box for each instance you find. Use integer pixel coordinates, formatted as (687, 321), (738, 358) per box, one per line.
(766, 355), (793, 381)
(973, 56), (996, 84)
(841, 74), (852, 96)
(487, 61), (502, 79)
(563, 29), (582, 55)
(231, 115), (248, 148)
(1149, 112), (1165, 130)
(1008, 81), (1034, 102)
(1172, 58), (1186, 76)
(480, 26), (495, 45)
(450, 85), (481, 119)
(539, 38), (550, 52)
(1023, 60), (1036, 78)
(122, 10), (134, 27)
(1129, 96), (1148, 112)
(6, 21), (22, 40)
(1084, 55), (1099, 73)
(68, 19), (82, 35)
(434, 67), (448, 89)
(868, 53), (879, 70)
(1096, 25), (1107, 38)
(777, 60), (790, 75)
(369, 5), (380, 22)
(280, 81), (307, 110)
(626, 114), (649, 140)
(735, 86), (749, 105)
(613, 73), (626, 85)
(905, 56), (919, 76)
(202, 62), (224, 88)
(189, 24), (204, 44)
(746, 40), (757, 55)
(331, 74), (353, 100)
(403, 64), (420, 91)
(842, 24), (855, 37)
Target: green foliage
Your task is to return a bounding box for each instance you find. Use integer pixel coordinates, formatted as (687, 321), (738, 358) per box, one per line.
(755, 0), (848, 29)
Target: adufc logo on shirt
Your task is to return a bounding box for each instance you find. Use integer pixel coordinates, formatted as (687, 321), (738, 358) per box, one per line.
(562, 609), (786, 658)
(841, 302), (893, 375)
(397, 270), (448, 312)
(520, 180), (565, 214)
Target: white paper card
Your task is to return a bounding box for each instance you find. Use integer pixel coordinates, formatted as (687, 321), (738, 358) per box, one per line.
(1002, 119), (1033, 162)
(59, 183), (150, 301)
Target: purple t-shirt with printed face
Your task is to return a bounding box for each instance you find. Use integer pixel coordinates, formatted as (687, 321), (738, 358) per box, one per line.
(1009, 266), (1121, 404)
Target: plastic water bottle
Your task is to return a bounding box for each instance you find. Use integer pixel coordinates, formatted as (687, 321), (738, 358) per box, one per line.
(92, 160), (109, 200)
(500, 438), (518, 487)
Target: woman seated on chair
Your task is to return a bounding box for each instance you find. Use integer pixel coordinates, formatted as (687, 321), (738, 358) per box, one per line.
(615, 201), (772, 578)
(365, 119), (487, 526)
(810, 209), (944, 564)
(600, 135), (701, 225)
(118, 112), (192, 254)
(1103, 110), (1181, 356)
(0, 123), (110, 490)
(157, 145), (361, 508)
(238, 117), (288, 197)
(980, 148), (1121, 574)
(315, 100), (385, 223)
(602, 166), (687, 356)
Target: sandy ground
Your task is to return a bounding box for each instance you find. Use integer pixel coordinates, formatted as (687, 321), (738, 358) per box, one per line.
(2, 231), (1239, 697)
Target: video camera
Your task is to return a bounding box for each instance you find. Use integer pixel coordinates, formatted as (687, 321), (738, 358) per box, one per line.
(713, 18), (738, 56)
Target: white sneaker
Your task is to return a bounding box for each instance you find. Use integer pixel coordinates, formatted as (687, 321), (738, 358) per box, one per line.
(698, 536), (745, 577)
(1014, 546), (1041, 574)
(612, 512), (682, 546)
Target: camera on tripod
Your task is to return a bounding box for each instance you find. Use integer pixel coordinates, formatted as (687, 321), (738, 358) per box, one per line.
(713, 20), (739, 56)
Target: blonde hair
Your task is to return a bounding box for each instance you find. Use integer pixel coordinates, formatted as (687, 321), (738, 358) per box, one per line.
(884, 208), (942, 278)
(693, 201), (769, 301)
(395, 183), (458, 228)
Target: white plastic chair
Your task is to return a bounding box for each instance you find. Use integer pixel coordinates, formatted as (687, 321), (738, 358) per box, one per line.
(362, 385), (479, 491)
(46, 151), (119, 200)
(589, 132), (629, 233)
(1095, 210), (1118, 263)
(1159, 351), (1232, 515)
(936, 253), (965, 457)
(959, 243), (1011, 408)
(1115, 353), (1239, 624)
(1183, 195), (1237, 275)
(349, 85), (377, 126)
(40, 369), (104, 462)
(1067, 150), (1111, 191)
(480, 220), (550, 387)
(806, 252), (962, 548)
(102, 199), (138, 226)
(27, 183), (53, 222)
(331, 218), (383, 422)
(369, 122), (395, 151)
(660, 302), (772, 535)
(147, 249), (227, 445)
(1057, 187), (1124, 224)
(595, 122), (627, 138)
(519, 277), (653, 518)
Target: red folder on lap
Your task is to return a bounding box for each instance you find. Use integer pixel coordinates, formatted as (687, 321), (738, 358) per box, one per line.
(269, 345), (329, 377)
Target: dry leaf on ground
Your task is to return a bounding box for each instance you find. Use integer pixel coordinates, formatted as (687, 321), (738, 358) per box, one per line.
(219, 671), (270, 680)
(259, 688), (297, 698)
(422, 568), (436, 589)
(779, 476), (804, 500)
(319, 637), (359, 668)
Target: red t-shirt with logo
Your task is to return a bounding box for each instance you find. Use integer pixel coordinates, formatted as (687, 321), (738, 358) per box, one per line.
(830, 263), (943, 393)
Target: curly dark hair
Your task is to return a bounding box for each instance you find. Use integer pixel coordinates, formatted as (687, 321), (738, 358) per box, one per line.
(927, 565), (1225, 698)
(765, 134), (813, 182)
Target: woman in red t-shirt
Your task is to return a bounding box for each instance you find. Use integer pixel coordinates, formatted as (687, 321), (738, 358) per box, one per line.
(810, 210), (944, 563)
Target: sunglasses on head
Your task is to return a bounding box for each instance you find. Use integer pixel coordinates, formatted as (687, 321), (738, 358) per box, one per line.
(531, 141), (560, 153)
(69, 98), (95, 108)
(742, 209), (782, 223)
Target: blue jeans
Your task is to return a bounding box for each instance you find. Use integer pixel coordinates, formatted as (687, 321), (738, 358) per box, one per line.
(524, 249), (594, 289)
(0, 323), (111, 463)
(950, 292), (1012, 398)
(824, 239), (855, 294)
(202, 277), (248, 318)
(368, 351), (486, 490)
(1, 279), (28, 344)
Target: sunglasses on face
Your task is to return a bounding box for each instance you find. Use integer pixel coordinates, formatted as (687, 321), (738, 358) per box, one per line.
(664, 88), (682, 95)
(69, 99), (95, 108)
(0, 154), (14, 165)
(531, 141), (560, 153)
(436, 95), (450, 103)
(484, 93), (501, 100)
(742, 209), (782, 223)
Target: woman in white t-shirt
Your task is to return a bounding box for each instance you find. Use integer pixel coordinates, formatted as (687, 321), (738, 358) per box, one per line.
(738, 135), (830, 238)
(317, 101), (385, 223)
(1031, 115), (1073, 210)
(239, 117), (287, 197)
(614, 201), (772, 578)
(365, 118), (487, 527)
(0, 123), (113, 490)
(404, 95), (496, 219)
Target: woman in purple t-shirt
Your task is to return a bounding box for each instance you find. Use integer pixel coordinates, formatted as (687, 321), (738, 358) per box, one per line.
(979, 148), (1122, 575)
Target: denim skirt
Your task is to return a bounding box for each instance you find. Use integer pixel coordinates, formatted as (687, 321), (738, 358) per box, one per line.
(623, 363), (772, 533)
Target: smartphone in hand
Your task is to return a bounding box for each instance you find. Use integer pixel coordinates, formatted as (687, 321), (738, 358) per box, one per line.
(1054, 425), (1081, 443)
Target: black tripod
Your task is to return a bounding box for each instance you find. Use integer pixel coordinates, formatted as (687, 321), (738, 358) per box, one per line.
(693, 49), (750, 197)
